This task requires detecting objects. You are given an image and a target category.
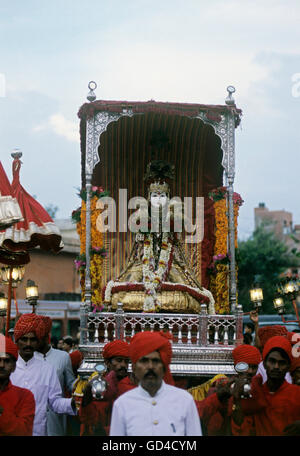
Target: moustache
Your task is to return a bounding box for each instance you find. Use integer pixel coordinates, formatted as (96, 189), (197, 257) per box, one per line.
(144, 370), (157, 378)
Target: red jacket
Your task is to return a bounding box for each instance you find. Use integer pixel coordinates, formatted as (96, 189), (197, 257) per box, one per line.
(241, 379), (300, 436)
(79, 371), (136, 435)
(0, 381), (35, 436)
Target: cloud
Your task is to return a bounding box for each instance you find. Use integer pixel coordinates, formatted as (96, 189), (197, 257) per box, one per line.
(33, 113), (80, 143)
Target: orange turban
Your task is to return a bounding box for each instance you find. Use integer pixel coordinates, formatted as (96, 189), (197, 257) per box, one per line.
(262, 335), (292, 362)
(258, 325), (288, 348)
(129, 331), (174, 385)
(14, 313), (45, 342)
(232, 344), (261, 366)
(0, 334), (18, 360)
(102, 340), (130, 360)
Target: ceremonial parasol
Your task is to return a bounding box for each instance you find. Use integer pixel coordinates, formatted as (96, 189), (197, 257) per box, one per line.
(1, 150), (63, 254)
(0, 160), (23, 230)
(0, 150), (64, 335)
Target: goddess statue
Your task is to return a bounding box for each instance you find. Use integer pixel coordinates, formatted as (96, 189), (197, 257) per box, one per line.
(103, 161), (215, 314)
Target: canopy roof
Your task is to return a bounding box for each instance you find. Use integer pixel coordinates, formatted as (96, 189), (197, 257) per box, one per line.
(78, 99), (242, 195)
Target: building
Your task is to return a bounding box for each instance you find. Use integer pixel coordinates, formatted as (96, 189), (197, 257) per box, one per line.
(13, 218), (81, 301)
(254, 202), (300, 275)
(1, 218), (82, 339)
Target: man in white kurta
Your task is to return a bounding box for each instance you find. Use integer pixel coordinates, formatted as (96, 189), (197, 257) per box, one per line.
(110, 331), (202, 436)
(11, 313), (76, 436)
(35, 316), (76, 436)
(110, 380), (201, 436)
(11, 354), (76, 436)
(35, 342), (76, 435)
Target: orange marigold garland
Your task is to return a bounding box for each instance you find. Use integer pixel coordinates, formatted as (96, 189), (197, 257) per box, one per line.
(208, 187), (243, 314)
(72, 186), (109, 312)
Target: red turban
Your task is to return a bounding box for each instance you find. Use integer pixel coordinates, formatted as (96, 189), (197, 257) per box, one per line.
(69, 350), (83, 368)
(129, 331), (174, 385)
(14, 313), (45, 342)
(262, 335), (292, 362)
(39, 316), (52, 336)
(102, 340), (129, 360)
(232, 344), (261, 366)
(258, 325), (288, 348)
(0, 334), (18, 360)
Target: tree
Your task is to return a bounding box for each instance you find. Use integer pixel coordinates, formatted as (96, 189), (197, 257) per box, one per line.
(45, 204), (59, 219)
(237, 225), (299, 313)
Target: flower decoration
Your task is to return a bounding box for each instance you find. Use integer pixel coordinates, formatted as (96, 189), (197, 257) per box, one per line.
(73, 186), (109, 311)
(77, 186), (110, 202)
(208, 186), (243, 314)
(142, 232), (173, 312)
(208, 186), (227, 202)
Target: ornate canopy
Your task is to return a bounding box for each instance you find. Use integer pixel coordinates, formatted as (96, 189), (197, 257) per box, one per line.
(78, 96), (242, 310)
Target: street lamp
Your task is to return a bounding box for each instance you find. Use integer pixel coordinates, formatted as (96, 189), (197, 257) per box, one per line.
(0, 265), (25, 286)
(25, 279), (39, 313)
(273, 295), (286, 315)
(0, 265), (25, 337)
(274, 276), (300, 326)
(249, 284), (263, 310)
(0, 292), (8, 317)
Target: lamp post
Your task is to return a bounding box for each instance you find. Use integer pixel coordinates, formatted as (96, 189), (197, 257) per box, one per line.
(25, 279), (39, 313)
(273, 295), (286, 315)
(0, 265), (25, 336)
(273, 276), (300, 326)
(0, 292), (8, 317)
(249, 284), (263, 310)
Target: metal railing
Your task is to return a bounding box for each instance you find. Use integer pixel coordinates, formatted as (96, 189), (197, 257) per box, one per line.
(81, 303), (244, 348)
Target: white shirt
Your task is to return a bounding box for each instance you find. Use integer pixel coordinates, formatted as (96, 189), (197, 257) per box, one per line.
(35, 347), (76, 436)
(11, 355), (76, 436)
(257, 361), (292, 384)
(110, 381), (202, 436)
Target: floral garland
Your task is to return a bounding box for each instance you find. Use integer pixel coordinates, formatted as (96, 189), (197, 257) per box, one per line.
(142, 232), (173, 312)
(208, 187), (243, 314)
(73, 186), (108, 312)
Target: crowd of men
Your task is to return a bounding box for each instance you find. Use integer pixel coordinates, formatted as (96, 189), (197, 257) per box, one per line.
(0, 311), (300, 436)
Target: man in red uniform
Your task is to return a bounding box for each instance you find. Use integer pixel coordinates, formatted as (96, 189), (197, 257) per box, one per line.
(0, 334), (35, 436)
(79, 340), (136, 435)
(196, 344), (261, 435)
(232, 335), (300, 436)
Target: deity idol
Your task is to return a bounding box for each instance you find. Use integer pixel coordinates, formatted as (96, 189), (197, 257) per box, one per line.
(103, 160), (215, 314)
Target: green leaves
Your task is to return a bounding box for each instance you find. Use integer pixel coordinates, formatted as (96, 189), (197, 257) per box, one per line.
(237, 225), (299, 313)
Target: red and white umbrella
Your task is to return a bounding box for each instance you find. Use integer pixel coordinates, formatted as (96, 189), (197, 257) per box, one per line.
(0, 151), (64, 336)
(0, 152), (63, 254)
(0, 161), (23, 230)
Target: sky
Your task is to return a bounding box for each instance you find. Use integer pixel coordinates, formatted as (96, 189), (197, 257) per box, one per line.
(0, 0), (300, 240)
